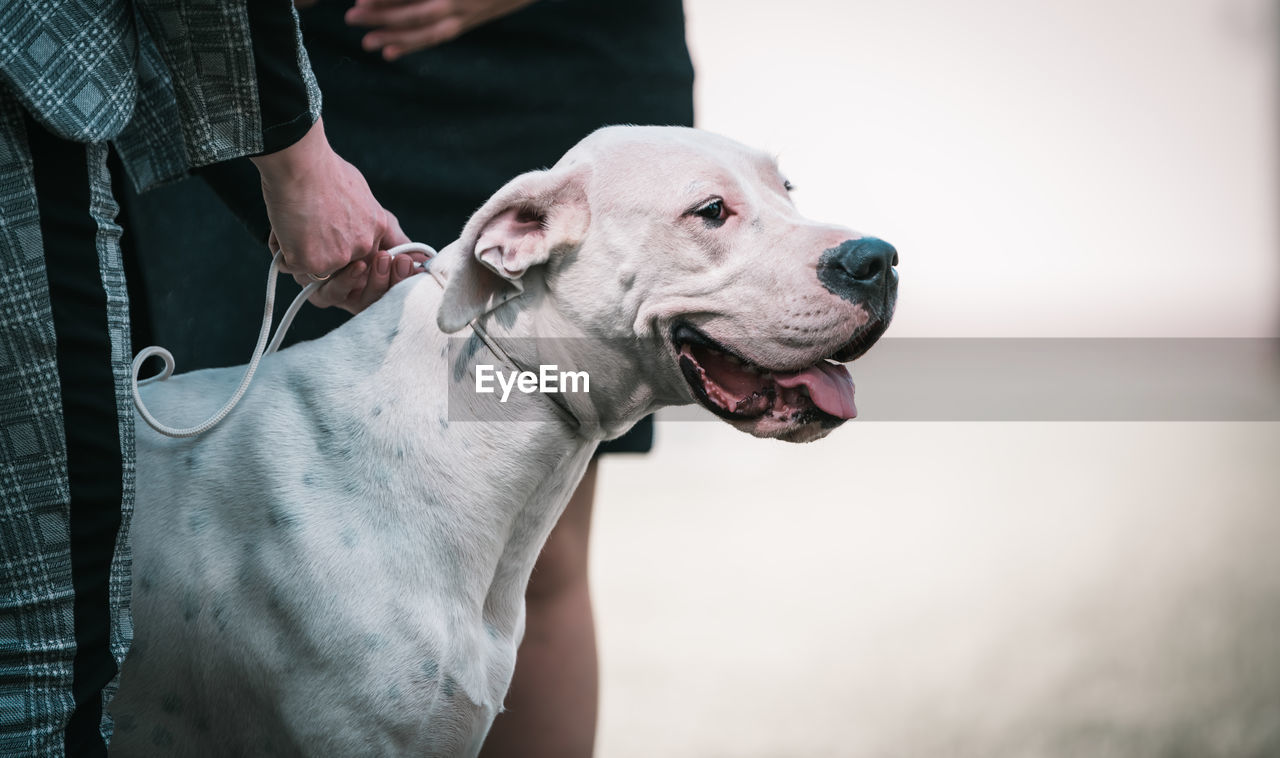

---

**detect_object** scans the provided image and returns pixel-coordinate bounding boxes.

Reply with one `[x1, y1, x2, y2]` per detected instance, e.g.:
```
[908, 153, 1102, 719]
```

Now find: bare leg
[481, 459, 600, 758]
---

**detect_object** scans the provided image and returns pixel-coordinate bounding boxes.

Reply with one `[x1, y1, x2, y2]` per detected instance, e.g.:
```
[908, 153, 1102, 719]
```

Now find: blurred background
[591, 1, 1279, 756]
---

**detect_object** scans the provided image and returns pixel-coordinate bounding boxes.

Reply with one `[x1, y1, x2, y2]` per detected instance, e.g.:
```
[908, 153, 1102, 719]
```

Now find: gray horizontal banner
[448, 337, 1280, 423]
[658, 338, 1280, 422]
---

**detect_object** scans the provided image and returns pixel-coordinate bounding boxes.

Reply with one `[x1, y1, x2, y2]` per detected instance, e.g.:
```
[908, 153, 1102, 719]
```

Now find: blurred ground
[592, 421, 1280, 757]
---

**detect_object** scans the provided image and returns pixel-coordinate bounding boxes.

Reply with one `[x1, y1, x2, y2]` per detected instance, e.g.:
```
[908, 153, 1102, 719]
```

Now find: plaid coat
[0, 2, 320, 754]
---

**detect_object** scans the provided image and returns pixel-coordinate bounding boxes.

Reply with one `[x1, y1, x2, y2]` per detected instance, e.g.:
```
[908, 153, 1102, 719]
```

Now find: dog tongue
[774, 362, 857, 419]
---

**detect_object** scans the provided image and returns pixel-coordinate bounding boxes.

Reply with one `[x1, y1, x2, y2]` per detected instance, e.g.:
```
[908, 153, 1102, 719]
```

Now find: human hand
[344, 0, 539, 60]
[252, 118, 419, 313]
[268, 235, 431, 313]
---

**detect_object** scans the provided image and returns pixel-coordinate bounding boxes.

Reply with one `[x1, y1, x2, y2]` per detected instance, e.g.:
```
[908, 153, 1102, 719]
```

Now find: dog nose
[818, 237, 899, 303]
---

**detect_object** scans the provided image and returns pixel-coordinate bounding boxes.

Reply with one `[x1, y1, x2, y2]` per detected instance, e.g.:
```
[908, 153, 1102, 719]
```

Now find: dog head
[436, 126, 897, 443]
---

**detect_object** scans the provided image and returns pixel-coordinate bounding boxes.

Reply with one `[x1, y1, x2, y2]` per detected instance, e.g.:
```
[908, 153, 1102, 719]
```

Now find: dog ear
[437, 166, 591, 333]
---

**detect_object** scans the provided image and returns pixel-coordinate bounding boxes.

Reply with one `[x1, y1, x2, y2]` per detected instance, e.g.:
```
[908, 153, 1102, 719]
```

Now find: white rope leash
[131, 242, 438, 439]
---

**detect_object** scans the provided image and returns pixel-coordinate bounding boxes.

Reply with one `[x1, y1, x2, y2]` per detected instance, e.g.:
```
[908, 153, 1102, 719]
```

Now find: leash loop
[131, 243, 437, 439]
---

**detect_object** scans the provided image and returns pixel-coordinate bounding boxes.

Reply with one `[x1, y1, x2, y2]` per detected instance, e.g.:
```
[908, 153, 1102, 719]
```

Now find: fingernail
[377, 254, 391, 275]
[395, 256, 411, 277]
[362, 35, 380, 51]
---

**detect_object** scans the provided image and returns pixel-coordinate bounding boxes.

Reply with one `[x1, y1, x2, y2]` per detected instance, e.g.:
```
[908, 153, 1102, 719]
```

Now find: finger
[381, 209, 412, 248]
[270, 230, 301, 272]
[309, 259, 369, 308]
[356, 252, 393, 311]
[274, 233, 349, 278]
[278, 256, 306, 276]
[391, 253, 416, 284]
[391, 252, 428, 284]
[295, 240, 360, 282]
[369, 17, 463, 57]
[341, 286, 367, 313]
[346, 0, 447, 30]
[274, 239, 316, 277]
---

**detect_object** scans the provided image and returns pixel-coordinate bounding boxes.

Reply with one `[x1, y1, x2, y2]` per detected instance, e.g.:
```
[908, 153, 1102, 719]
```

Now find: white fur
[110, 126, 882, 756]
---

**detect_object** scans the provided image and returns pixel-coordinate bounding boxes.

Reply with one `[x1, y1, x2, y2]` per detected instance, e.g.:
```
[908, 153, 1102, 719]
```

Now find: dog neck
[463, 272, 669, 442]
[322, 275, 597, 646]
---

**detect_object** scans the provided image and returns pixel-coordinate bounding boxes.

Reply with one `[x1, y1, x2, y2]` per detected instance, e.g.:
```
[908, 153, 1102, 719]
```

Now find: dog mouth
[672, 322, 859, 425]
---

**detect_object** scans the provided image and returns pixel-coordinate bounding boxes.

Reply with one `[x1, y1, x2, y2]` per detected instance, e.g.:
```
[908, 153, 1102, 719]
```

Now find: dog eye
[691, 198, 728, 224]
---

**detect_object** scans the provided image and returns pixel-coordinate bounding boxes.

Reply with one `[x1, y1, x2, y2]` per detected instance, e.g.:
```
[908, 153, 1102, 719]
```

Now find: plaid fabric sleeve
[0, 0, 138, 144]
[115, 0, 322, 192]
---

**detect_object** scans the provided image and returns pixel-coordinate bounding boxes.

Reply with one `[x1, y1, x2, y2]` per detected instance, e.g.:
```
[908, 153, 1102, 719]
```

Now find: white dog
[109, 126, 898, 756]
